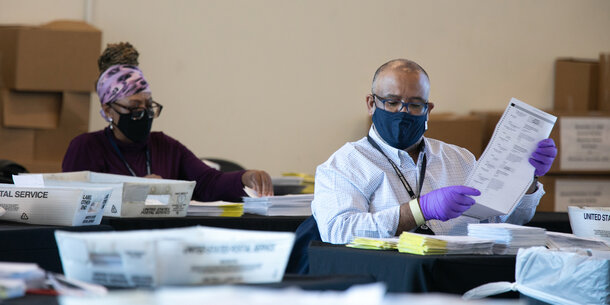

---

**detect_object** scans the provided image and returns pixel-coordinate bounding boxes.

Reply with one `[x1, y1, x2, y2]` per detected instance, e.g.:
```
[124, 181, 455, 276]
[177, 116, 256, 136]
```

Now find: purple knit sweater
[62, 127, 246, 202]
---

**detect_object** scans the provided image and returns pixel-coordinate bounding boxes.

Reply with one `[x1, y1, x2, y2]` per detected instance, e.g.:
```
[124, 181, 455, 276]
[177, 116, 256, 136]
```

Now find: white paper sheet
[464, 98, 557, 219]
[559, 117, 610, 170]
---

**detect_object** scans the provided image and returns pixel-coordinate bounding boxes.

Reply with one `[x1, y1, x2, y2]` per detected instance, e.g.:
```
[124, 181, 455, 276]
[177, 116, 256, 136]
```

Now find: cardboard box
[0, 89, 62, 129]
[19, 160, 62, 173]
[554, 59, 599, 112]
[538, 175, 610, 212]
[470, 110, 504, 150]
[0, 94, 35, 162]
[548, 111, 610, 174]
[34, 92, 90, 161]
[0, 20, 101, 92]
[426, 113, 484, 157]
[0, 127, 35, 162]
[600, 53, 610, 111]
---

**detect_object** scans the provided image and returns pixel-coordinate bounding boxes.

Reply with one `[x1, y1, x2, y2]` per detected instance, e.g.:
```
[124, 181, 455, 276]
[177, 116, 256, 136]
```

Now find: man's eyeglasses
[111, 101, 163, 120]
[372, 94, 428, 115]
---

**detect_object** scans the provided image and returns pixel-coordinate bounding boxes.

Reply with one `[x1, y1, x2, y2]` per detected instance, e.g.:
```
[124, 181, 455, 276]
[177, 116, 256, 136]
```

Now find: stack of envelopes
[347, 237, 399, 250]
[243, 194, 314, 216]
[187, 201, 244, 217]
[397, 232, 494, 255]
[467, 223, 547, 255]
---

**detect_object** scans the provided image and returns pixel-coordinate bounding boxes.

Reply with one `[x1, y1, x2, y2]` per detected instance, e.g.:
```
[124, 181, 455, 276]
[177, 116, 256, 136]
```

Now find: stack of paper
[187, 201, 244, 217]
[243, 194, 313, 216]
[467, 223, 547, 255]
[546, 231, 610, 251]
[397, 232, 494, 255]
[0, 262, 45, 299]
[347, 237, 399, 250]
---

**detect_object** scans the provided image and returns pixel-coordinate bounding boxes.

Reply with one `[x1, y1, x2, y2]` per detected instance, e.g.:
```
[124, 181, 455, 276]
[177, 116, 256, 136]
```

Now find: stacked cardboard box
[544, 56, 610, 212]
[426, 113, 484, 158]
[0, 20, 101, 173]
[472, 56, 610, 212]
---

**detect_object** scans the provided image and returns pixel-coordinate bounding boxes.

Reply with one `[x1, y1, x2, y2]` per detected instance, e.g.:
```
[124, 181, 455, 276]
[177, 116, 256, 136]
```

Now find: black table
[102, 214, 308, 232]
[525, 212, 571, 233]
[0, 221, 114, 273]
[308, 241, 517, 295]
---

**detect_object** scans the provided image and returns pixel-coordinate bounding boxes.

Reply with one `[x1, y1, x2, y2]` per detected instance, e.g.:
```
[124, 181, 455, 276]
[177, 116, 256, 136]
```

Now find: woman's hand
[242, 170, 274, 197]
[144, 174, 162, 179]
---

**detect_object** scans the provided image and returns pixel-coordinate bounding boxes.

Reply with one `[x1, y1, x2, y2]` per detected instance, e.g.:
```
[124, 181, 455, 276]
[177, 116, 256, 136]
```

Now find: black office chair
[201, 158, 245, 172]
[0, 159, 28, 184]
[285, 216, 322, 274]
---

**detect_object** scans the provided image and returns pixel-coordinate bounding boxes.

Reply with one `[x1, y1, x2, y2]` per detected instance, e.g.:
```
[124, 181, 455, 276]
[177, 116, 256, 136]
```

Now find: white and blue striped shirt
[312, 126, 544, 244]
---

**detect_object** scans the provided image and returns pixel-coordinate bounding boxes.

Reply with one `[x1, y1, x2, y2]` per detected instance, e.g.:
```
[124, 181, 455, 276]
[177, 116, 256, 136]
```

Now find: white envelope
[55, 226, 295, 288]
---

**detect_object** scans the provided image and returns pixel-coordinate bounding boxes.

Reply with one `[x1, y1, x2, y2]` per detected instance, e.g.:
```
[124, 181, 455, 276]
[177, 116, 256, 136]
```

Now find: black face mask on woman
[114, 112, 153, 143]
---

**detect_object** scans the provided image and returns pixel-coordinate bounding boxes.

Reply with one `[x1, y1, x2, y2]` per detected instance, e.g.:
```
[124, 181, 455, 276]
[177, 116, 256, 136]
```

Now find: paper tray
[0, 184, 112, 226]
[568, 206, 610, 245]
[14, 171, 195, 218]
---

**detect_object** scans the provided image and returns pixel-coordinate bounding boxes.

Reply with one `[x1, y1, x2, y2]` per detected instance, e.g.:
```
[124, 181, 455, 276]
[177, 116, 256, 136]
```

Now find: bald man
[311, 59, 555, 244]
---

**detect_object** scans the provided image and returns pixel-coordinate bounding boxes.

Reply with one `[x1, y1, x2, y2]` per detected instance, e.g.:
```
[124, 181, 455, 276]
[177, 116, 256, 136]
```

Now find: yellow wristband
[409, 198, 425, 227]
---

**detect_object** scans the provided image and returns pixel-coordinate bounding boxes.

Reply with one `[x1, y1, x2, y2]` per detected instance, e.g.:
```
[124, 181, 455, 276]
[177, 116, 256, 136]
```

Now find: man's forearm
[396, 203, 419, 235]
[525, 176, 538, 194]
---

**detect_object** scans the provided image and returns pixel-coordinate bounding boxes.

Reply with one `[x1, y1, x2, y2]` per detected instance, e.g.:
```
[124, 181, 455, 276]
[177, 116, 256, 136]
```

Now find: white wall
[2, 0, 610, 175]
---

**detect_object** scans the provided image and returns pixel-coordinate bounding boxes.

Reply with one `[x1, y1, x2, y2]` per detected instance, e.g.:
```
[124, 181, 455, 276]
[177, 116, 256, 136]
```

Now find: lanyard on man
[367, 135, 426, 199]
[367, 134, 434, 235]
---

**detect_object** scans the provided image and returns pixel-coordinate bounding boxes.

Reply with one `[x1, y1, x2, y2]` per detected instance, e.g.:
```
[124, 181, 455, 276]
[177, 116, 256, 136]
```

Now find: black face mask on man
[113, 112, 153, 143]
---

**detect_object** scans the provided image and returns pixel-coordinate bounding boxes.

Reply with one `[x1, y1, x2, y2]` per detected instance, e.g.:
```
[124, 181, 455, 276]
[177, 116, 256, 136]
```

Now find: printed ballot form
[464, 98, 556, 219]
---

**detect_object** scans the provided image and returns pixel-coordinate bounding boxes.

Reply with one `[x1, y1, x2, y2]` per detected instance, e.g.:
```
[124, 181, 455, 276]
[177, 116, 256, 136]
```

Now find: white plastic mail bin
[14, 171, 195, 218]
[0, 184, 112, 226]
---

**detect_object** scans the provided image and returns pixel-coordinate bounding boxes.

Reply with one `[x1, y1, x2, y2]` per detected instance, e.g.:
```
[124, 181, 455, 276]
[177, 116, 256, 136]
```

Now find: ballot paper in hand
[464, 98, 557, 219]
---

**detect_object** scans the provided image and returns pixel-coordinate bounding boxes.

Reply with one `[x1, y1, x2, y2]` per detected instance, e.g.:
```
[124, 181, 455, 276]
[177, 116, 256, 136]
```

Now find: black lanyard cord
[367, 135, 426, 200]
[105, 128, 151, 177]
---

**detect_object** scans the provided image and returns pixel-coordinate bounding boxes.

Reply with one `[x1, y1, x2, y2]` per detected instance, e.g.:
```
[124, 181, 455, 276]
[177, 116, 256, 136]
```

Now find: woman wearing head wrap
[62, 42, 273, 201]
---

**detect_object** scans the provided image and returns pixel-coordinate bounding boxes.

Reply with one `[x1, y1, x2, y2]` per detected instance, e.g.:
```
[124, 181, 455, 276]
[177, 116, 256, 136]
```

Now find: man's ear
[366, 94, 376, 116]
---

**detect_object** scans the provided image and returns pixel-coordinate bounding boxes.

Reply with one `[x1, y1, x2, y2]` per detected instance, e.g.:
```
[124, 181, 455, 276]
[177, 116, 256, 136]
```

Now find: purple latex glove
[528, 138, 557, 177]
[419, 186, 481, 221]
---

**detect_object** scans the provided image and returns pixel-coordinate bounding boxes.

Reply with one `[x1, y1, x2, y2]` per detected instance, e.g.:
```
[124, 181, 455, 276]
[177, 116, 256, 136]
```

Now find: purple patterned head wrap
[96, 64, 151, 121]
